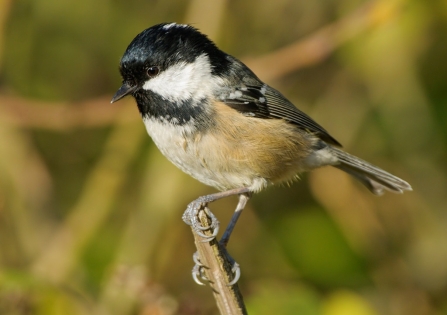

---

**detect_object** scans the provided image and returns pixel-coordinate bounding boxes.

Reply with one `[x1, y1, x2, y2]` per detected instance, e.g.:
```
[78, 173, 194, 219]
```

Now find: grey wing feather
[220, 82, 341, 146]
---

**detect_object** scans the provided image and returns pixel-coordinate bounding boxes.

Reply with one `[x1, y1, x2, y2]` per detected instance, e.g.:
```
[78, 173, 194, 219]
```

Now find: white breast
[142, 117, 268, 192]
[142, 117, 220, 188]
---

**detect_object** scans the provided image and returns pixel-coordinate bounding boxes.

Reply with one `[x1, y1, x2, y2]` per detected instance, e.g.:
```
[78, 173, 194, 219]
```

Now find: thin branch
[31, 106, 145, 283]
[0, 0, 13, 71]
[0, 95, 137, 130]
[0, 1, 389, 130]
[244, 1, 383, 81]
[191, 207, 247, 315]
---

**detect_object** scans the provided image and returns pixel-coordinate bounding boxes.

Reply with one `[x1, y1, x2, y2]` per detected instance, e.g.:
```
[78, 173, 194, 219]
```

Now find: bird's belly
[143, 115, 316, 192]
[143, 118, 265, 191]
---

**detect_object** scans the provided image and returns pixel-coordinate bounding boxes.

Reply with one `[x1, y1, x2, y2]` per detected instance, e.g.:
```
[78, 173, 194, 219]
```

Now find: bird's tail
[330, 146, 412, 195]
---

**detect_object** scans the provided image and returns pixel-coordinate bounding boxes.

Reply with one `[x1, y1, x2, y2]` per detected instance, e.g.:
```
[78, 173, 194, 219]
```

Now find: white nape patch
[143, 54, 216, 104]
[259, 97, 266, 103]
[163, 23, 176, 29]
[162, 23, 188, 30]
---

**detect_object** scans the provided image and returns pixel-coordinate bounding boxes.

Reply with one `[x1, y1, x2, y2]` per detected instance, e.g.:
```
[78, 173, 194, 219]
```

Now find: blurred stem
[183, 0, 227, 40]
[0, 0, 12, 71]
[0, 121, 52, 262]
[192, 208, 247, 315]
[31, 102, 145, 283]
[0, 1, 393, 130]
[0, 95, 133, 130]
[244, 1, 390, 81]
[97, 151, 191, 315]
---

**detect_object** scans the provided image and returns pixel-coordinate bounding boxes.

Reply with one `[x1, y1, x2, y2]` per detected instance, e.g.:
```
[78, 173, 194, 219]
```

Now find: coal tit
[111, 22, 412, 249]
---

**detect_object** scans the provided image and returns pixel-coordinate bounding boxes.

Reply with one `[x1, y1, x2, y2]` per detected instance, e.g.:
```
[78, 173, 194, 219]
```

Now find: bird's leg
[216, 192, 251, 285]
[182, 187, 251, 242]
[219, 193, 251, 247]
[183, 187, 251, 286]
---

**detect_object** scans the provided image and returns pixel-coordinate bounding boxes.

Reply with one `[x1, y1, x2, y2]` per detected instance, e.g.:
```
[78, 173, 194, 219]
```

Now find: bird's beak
[111, 83, 136, 103]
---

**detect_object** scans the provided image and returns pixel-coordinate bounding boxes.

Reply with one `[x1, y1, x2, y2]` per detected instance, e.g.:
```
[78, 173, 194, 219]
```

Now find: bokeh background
[0, 0, 446, 314]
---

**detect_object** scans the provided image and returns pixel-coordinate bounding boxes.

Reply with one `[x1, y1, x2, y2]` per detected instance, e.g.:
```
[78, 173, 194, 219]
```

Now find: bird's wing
[219, 83, 341, 146]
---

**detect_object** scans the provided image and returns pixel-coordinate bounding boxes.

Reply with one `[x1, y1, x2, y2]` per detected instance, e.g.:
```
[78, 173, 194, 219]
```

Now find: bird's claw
[191, 251, 240, 286]
[183, 200, 220, 242]
[192, 264, 208, 285]
[219, 244, 241, 286]
[227, 261, 241, 286]
[192, 252, 208, 285]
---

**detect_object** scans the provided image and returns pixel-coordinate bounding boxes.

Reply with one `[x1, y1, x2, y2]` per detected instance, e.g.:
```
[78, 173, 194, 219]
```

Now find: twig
[191, 207, 247, 315]
[0, 95, 136, 130]
[0, 1, 389, 130]
[244, 1, 384, 81]
[0, 0, 13, 71]
[31, 106, 145, 283]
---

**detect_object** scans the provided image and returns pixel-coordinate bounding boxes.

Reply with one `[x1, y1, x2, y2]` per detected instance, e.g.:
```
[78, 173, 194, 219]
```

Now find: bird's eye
[147, 66, 160, 77]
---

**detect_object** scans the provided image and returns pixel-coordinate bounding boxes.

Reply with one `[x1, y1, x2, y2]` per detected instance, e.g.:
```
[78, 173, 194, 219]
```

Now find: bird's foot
[182, 197, 219, 242]
[191, 252, 208, 285]
[218, 242, 241, 285]
[191, 249, 240, 286]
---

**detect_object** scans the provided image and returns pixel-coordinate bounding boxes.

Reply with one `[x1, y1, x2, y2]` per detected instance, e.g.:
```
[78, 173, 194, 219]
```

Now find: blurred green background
[0, 0, 446, 314]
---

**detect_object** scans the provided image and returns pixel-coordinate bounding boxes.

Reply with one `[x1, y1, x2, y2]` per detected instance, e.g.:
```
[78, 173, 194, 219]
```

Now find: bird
[111, 22, 412, 282]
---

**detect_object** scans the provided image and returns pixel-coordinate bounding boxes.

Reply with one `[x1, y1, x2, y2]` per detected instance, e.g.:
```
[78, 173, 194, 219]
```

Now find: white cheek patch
[142, 54, 215, 104]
